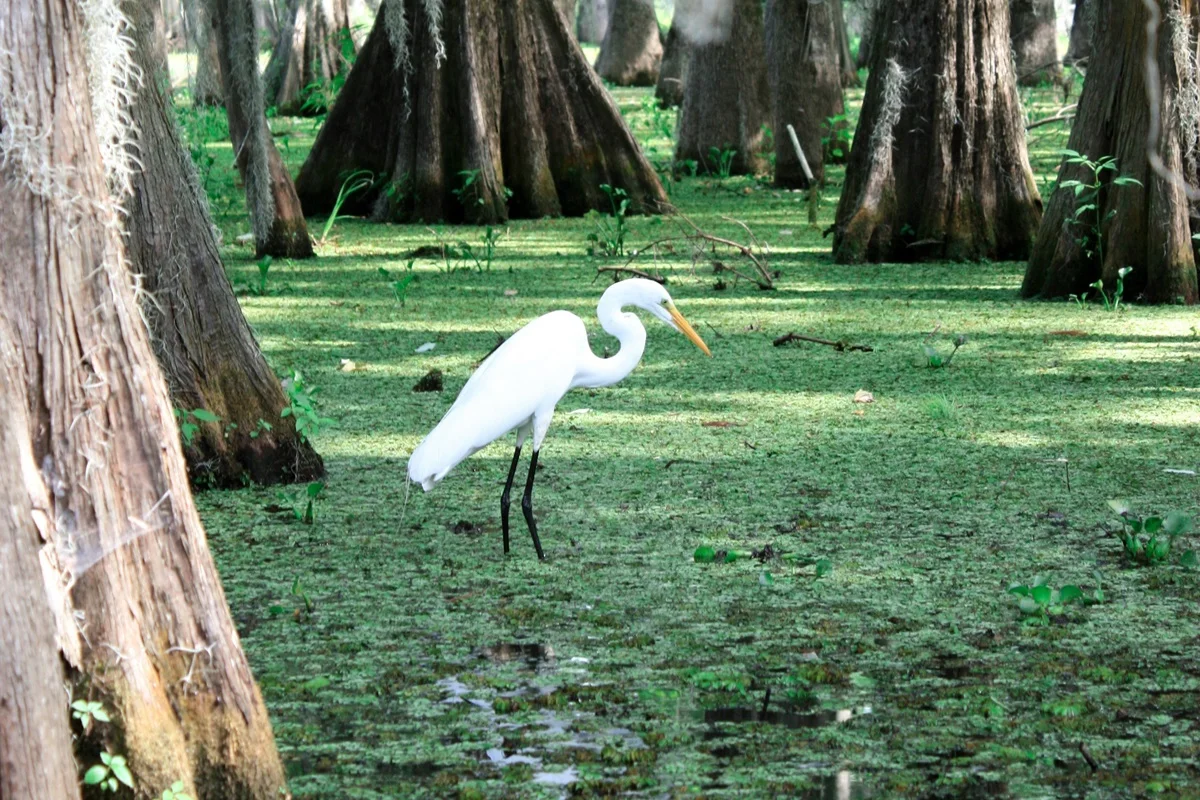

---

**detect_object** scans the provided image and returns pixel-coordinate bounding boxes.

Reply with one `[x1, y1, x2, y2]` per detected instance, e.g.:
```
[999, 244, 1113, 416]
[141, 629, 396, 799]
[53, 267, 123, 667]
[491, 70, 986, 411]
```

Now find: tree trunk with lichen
[0, 2, 289, 796]
[1011, 0, 1062, 85]
[124, 0, 325, 487]
[263, 0, 355, 115]
[675, 0, 771, 175]
[296, 0, 667, 224]
[1022, 0, 1199, 304]
[1066, 0, 1093, 64]
[208, 0, 315, 257]
[577, 0, 610, 41]
[766, 0, 846, 188]
[596, 0, 663, 86]
[655, 21, 690, 107]
[833, 0, 1042, 262]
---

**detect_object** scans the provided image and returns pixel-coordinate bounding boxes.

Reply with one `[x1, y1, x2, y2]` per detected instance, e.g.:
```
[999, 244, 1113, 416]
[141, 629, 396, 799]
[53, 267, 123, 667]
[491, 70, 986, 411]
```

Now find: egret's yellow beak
[667, 303, 712, 357]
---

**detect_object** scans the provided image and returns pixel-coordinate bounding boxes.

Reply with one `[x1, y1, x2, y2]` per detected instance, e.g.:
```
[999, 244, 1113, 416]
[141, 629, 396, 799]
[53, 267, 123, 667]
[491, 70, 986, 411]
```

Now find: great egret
[407, 278, 711, 559]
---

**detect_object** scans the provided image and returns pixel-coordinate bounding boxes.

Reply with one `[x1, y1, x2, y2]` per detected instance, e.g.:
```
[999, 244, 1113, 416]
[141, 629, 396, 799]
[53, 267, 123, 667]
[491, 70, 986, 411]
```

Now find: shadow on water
[478, 642, 556, 669]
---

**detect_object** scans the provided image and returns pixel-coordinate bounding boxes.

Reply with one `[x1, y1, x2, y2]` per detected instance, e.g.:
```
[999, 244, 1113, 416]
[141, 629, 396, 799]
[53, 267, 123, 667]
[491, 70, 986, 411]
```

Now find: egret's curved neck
[571, 290, 647, 390]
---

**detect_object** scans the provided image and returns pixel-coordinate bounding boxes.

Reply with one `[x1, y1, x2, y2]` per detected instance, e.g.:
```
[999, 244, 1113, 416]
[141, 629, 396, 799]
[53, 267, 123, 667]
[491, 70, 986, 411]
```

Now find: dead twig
[1079, 742, 1099, 773]
[618, 210, 775, 289]
[773, 332, 873, 352]
[595, 265, 665, 283]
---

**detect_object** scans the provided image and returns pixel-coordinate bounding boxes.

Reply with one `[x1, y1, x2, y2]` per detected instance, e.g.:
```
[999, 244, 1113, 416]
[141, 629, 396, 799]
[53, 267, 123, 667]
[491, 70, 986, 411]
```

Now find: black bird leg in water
[500, 445, 523, 555]
[522, 449, 545, 560]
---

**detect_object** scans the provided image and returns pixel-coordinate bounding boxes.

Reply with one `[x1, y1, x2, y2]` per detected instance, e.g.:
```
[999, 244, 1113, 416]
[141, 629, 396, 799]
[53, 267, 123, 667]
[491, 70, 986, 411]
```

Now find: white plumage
[407, 278, 711, 558]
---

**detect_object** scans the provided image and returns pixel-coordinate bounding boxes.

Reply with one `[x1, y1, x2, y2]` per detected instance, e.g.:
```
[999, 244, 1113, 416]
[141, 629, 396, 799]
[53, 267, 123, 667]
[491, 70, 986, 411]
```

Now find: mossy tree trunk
[655, 21, 691, 107]
[596, 0, 663, 86]
[833, 0, 1042, 262]
[1066, 0, 1093, 64]
[124, 0, 325, 487]
[1022, 0, 1199, 304]
[0, 2, 289, 795]
[208, 0, 316, 257]
[578, 0, 610, 42]
[675, 0, 772, 176]
[295, 0, 667, 224]
[766, 0, 846, 188]
[1011, 0, 1062, 85]
[263, 0, 355, 115]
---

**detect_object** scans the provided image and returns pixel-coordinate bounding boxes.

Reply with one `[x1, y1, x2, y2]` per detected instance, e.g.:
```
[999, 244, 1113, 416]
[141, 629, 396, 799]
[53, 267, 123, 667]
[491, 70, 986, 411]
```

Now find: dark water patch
[479, 642, 556, 669]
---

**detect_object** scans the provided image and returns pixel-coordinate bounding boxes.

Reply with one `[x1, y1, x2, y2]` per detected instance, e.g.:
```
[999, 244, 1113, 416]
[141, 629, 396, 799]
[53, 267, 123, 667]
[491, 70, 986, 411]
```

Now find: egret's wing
[407, 312, 588, 488]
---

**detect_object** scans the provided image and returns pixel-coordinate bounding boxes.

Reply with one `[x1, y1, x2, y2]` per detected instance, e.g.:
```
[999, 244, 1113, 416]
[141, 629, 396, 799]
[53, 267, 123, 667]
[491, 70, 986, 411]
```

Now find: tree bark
[1065, 0, 1093, 64]
[295, 0, 668, 224]
[209, 0, 316, 257]
[834, 0, 860, 86]
[0, 364, 80, 800]
[855, 0, 880, 69]
[0, 2, 289, 796]
[596, 0, 663, 86]
[578, 0, 611, 42]
[655, 20, 691, 107]
[1021, 0, 1199, 304]
[675, 0, 772, 176]
[189, 0, 225, 106]
[556, 0, 577, 31]
[766, 0, 846, 188]
[263, 0, 356, 115]
[1011, 0, 1062, 85]
[832, 0, 1042, 263]
[125, 0, 325, 487]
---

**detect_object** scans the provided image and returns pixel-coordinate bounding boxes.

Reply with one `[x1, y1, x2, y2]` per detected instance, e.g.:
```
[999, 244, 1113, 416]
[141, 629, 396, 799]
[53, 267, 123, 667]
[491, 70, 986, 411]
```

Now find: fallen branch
[620, 209, 775, 289]
[773, 332, 873, 352]
[1026, 104, 1077, 130]
[595, 265, 666, 283]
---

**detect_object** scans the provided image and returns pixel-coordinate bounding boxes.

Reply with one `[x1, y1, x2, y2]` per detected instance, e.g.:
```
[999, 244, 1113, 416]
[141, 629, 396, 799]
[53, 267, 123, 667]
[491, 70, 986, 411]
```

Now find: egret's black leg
[522, 449, 545, 560]
[500, 445, 523, 555]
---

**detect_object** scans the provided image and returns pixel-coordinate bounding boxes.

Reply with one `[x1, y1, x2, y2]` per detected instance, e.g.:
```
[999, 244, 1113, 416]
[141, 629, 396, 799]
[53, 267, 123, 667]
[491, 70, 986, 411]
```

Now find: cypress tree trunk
[766, 0, 846, 188]
[1011, 0, 1062, 85]
[1066, 0, 1094, 64]
[1022, 0, 1199, 305]
[263, 0, 355, 115]
[596, 0, 664, 86]
[189, 0, 225, 105]
[295, 0, 667, 224]
[675, 0, 772, 176]
[0, 363, 80, 799]
[655, 21, 691, 107]
[834, 0, 860, 86]
[209, 0, 316, 258]
[578, 0, 611, 42]
[124, 0, 325, 487]
[833, 0, 1042, 262]
[556, 0, 577, 30]
[0, 2, 289, 795]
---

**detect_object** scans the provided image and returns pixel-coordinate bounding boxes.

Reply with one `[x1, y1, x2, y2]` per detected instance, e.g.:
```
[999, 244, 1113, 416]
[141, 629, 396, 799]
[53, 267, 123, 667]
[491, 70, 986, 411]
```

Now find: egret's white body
[406, 279, 710, 558]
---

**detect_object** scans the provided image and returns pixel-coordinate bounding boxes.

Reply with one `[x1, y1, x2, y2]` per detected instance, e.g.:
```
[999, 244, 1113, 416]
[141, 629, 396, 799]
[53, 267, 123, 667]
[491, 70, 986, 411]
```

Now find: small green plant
[379, 261, 416, 304]
[1108, 500, 1193, 565]
[1007, 576, 1087, 624]
[1058, 151, 1142, 279]
[256, 255, 272, 293]
[922, 334, 968, 367]
[319, 169, 373, 244]
[85, 751, 135, 793]
[452, 169, 485, 209]
[71, 699, 111, 729]
[921, 394, 956, 422]
[248, 418, 272, 439]
[270, 576, 315, 618]
[821, 113, 852, 163]
[160, 781, 194, 800]
[707, 146, 737, 180]
[173, 407, 220, 447]
[674, 158, 700, 178]
[280, 372, 335, 443]
[1088, 266, 1133, 311]
[586, 184, 630, 257]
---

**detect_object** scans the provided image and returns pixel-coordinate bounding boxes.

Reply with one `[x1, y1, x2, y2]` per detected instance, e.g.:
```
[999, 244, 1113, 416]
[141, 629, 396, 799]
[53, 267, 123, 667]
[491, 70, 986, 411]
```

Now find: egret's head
[621, 278, 712, 357]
